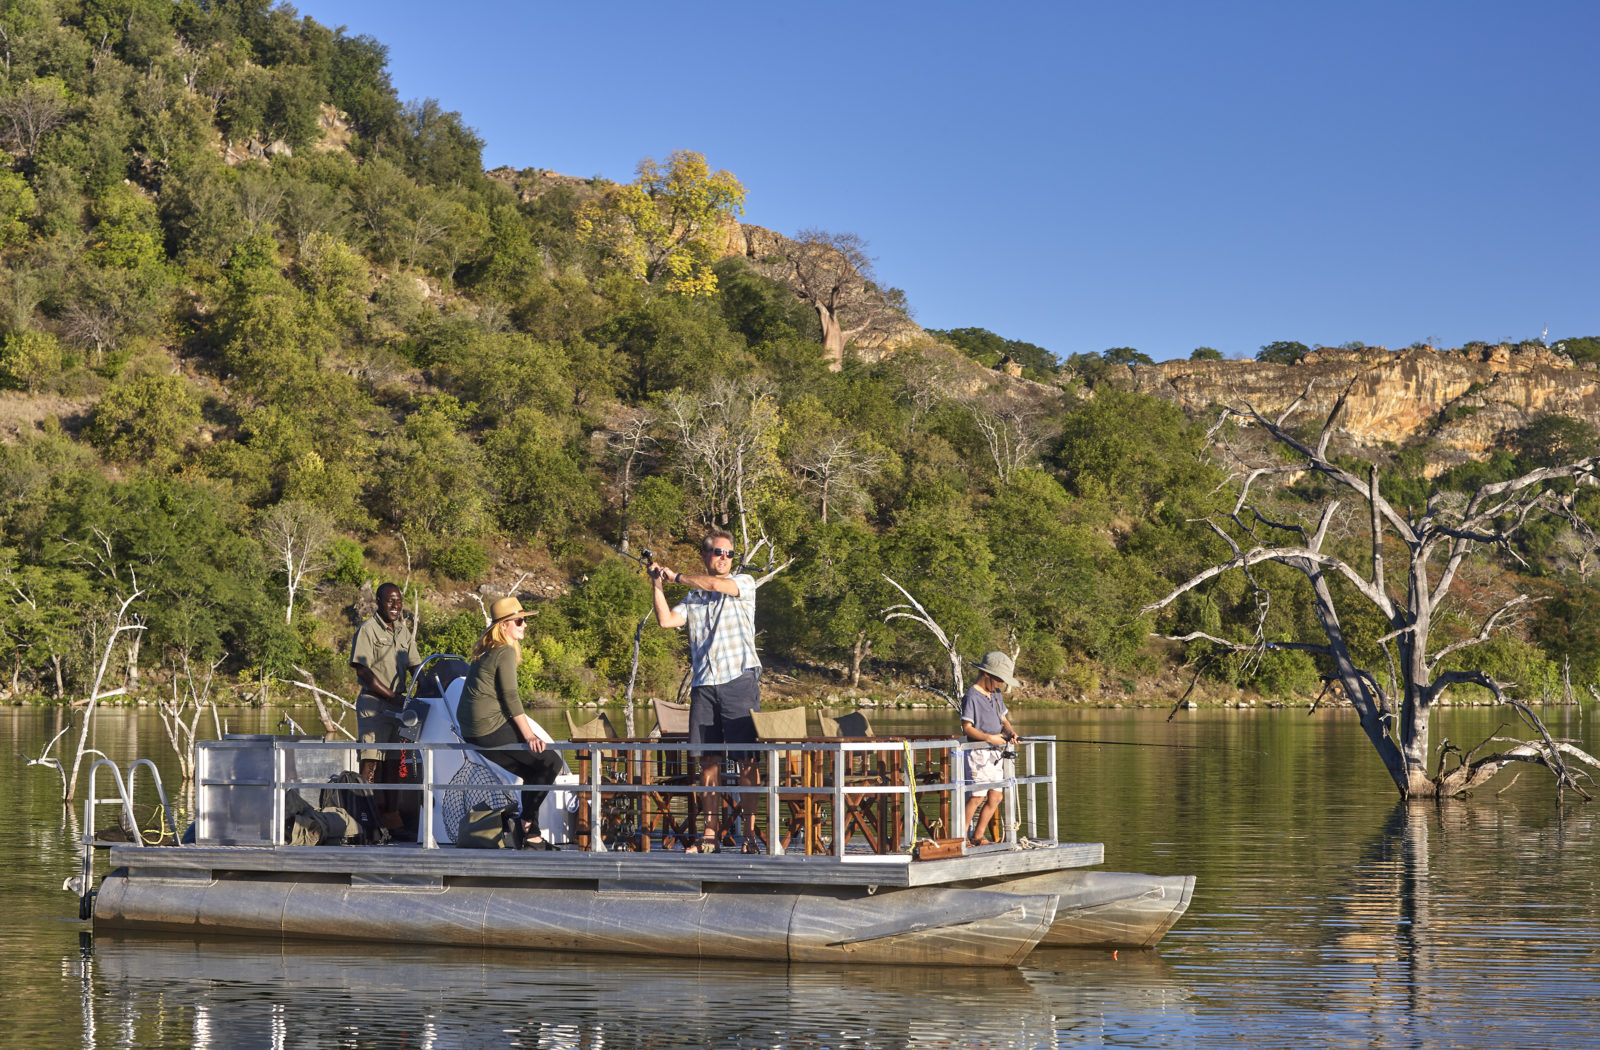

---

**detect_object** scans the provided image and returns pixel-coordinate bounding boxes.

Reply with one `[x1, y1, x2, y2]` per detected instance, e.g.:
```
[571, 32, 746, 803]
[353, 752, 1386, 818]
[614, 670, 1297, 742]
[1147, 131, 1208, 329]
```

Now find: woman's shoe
[684, 835, 720, 854]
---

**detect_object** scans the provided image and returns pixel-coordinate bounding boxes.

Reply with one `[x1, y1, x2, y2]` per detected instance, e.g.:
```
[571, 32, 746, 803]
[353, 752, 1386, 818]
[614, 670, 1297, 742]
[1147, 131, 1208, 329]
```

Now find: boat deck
[104, 839, 1106, 889]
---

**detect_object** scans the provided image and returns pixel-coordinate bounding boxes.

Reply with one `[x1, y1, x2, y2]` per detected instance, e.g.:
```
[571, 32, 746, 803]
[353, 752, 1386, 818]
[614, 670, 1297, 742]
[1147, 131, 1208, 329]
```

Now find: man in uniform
[349, 582, 420, 831]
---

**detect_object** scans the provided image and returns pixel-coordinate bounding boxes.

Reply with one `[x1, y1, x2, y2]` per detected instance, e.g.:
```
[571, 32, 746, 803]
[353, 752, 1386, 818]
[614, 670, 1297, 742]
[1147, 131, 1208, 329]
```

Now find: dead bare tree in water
[286, 665, 357, 741]
[64, 581, 145, 803]
[157, 652, 226, 785]
[1142, 382, 1600, 800]
[881, 576, 964, 706]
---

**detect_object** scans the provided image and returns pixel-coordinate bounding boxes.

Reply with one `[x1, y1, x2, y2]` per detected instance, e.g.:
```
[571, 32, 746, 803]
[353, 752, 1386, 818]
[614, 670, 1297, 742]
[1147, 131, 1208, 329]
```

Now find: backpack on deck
[320, 771, 390, 846]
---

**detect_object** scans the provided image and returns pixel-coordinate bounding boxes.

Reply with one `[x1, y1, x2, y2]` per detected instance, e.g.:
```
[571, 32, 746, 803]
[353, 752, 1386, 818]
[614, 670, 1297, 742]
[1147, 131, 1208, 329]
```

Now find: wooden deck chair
[566, 711, 635, 849]
[820, 709, 897, 853]
[565, 710, 617, 743]
[818, 710, 873, 739]
[749, 706, 821, 854]
[643, 698, 694, 848]
[649, 698, 691, 740]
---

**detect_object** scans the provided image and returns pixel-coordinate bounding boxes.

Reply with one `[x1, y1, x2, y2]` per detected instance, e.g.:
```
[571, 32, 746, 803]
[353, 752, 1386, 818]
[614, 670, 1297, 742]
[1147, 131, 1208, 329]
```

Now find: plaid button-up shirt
[673, 573, 760, 687]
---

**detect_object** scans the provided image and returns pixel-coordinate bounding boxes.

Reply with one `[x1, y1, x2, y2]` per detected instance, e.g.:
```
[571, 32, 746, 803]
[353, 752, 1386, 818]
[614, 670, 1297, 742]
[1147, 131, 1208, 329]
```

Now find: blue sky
[290, 1, 1599, 363]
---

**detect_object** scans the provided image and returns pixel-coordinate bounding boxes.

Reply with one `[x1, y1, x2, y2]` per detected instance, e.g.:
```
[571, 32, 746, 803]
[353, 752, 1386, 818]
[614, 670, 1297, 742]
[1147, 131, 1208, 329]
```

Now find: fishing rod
[913, 689, 1264, 754]
[1051, 737, 1266, 755]
[599, 538, 656, 574]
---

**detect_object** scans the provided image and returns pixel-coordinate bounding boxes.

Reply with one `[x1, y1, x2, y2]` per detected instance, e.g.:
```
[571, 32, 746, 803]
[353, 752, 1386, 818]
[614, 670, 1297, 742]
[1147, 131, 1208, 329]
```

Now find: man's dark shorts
[688, 668, 761, 761]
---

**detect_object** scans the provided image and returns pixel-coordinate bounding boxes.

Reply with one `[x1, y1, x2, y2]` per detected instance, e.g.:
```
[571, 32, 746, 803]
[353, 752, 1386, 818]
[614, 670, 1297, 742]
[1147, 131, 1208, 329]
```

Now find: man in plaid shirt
[650, 529, 762, 853]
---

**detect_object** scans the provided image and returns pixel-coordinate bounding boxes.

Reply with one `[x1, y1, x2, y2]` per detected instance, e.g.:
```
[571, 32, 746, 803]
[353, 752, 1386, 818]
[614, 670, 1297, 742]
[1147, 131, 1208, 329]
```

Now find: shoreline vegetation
[0, 4, 1597, 743]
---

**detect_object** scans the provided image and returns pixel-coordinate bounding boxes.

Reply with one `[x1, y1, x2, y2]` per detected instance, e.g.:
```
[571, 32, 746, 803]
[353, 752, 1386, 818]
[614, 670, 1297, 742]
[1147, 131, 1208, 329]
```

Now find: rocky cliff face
[1129, 345, 1600, 471]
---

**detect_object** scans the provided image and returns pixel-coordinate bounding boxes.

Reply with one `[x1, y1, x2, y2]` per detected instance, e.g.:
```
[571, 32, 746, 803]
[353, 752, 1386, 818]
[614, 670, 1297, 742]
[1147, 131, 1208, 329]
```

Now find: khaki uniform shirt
[349, 614, 420, 698]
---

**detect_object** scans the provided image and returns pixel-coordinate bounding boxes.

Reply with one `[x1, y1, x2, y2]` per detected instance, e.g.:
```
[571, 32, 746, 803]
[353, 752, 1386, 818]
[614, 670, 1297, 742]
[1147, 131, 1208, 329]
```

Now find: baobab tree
[1142, 383, 1600, 800]
[760, 229, 907, 370]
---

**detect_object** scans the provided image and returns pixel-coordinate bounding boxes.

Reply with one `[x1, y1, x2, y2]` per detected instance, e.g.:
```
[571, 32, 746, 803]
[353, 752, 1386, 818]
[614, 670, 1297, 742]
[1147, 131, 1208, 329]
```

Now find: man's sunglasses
[706, 547, 735, 558]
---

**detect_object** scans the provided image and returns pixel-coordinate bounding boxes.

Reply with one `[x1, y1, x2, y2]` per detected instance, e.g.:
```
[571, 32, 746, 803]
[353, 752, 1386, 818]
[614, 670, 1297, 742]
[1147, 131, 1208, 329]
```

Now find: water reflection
[80, 935, 1128, 1050]
[13, 706, 1600, 1048]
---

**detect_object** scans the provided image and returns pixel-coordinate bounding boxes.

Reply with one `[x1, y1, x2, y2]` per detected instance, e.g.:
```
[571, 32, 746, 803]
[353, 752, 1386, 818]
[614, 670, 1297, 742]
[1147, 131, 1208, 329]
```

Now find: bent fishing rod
[911, 687, 1264, 754]
[599, 538, 657, 573]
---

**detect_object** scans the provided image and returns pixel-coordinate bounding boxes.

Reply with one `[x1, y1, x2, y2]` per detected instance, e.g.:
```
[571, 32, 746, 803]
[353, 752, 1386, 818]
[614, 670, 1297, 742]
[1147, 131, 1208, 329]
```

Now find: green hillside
[0, 1, 1592, 713]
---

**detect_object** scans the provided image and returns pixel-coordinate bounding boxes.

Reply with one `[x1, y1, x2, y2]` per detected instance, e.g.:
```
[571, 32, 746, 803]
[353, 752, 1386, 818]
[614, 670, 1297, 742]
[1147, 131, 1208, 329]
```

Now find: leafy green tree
[578, 150, 745, 296]
[414, 321, 573, 426]
[1101, 346, 1152, 366]
[1190, 346, 1223, 361]
[321, 30, 399, 139]
[214, 233, 323, 394]
[429, 536, 489, 582]
[1053, 388, 1214, 511]
[158, 160, 246, 265]
[1534, 581, 1600, 684]
[32, 159, 83, 237]
[295, 231, 371, 338]
[1256, 340, 1311, 364]
[83, 369, 200, 469]
[880, 496, 996, 670]
[483, 406, 600, 544]
[715, 257, 822, 346]
[465, 203, 543, 303]
[382, 98, 484, 188]
[600, 294, 750, 397]
[0, 329, 61, 390]
[983, 470, 1119, 672]
[927, 327, 1059, 374]
[627, 475, 688, 547]
[39, 473, 280, 680]
[1509, 414, 1597, 469]
[263, 64, 322, 150]
[1555, 335, 1600, 365]
[0, 165, 35, 248]
[377, 393, 488, 537]
[763, 518, 893, 686]
[552, 558, 677, 695]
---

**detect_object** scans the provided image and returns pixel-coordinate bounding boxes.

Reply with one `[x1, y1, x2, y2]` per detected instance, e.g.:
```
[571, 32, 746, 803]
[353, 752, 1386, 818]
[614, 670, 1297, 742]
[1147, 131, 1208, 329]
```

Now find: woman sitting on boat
[457, 596, 565, 849]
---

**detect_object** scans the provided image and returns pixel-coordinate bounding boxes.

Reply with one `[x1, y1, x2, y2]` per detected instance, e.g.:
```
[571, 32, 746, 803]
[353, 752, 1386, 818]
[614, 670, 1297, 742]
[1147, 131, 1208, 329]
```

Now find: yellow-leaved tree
[578, 150, 745, 296]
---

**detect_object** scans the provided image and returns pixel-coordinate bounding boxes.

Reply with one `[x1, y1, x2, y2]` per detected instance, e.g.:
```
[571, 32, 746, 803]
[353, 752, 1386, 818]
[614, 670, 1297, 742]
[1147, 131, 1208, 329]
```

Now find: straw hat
[969, 651, 1020, 689]
[487, 596, 525, 627]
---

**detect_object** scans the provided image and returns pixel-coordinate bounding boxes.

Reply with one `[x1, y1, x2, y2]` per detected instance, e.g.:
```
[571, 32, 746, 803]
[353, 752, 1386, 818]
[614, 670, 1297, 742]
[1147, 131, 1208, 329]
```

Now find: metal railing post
[588, 745, 606, 852]
[901, 741, 916, 852]
[1024, 739, 1038, 839]
[954, 743, 968, 851]
[766, 748, 780, 855]
[272, 743, 286, 846]
[420, 744, 437, 849]
[1047, 737, 1059, 842]
[832, 747, 845, 857]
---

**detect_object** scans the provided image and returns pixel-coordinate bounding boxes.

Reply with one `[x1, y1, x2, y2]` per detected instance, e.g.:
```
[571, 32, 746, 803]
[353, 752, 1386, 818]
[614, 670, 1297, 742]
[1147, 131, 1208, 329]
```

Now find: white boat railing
[192, 733, 1059, 857]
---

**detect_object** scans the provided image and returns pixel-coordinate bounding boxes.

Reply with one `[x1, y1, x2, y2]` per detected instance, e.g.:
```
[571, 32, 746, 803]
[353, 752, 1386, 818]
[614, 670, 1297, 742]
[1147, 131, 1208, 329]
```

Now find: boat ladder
[69, 758, 176, 920]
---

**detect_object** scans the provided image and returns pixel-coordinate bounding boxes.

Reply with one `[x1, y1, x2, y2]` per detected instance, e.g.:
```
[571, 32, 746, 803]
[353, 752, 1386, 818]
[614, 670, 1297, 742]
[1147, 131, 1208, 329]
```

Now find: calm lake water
[6, 702, 1600, 1048]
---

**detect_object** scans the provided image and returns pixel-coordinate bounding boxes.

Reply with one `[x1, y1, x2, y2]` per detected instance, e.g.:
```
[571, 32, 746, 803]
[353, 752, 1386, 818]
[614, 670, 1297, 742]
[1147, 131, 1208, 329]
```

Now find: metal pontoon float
[72, 660, 1193, 967]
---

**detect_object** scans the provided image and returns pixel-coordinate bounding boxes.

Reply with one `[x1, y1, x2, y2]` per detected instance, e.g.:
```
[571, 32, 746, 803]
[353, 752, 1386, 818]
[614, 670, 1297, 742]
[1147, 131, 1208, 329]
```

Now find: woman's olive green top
[457, 643, 524, 738]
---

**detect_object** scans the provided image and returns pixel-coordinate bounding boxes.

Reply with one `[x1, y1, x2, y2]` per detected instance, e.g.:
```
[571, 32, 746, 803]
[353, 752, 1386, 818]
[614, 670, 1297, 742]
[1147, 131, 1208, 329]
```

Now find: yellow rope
[138, 804, 171, 845]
